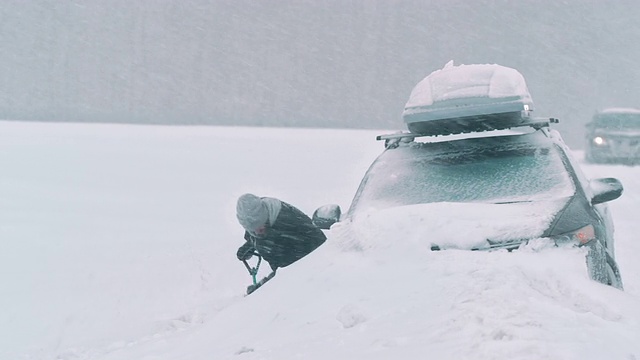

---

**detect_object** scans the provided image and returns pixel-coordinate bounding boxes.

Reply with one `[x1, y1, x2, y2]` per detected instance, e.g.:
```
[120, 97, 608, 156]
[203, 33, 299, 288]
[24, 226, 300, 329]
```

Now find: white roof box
[403, 62, 535, 135]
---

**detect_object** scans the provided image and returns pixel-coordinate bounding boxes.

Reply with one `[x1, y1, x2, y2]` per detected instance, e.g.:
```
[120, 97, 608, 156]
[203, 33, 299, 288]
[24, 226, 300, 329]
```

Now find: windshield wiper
[491, 200, 533, 204]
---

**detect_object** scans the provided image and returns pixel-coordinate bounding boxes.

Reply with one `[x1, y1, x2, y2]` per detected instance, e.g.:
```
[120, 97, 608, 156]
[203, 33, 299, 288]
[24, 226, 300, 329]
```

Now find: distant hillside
[1, 1, 639, 148]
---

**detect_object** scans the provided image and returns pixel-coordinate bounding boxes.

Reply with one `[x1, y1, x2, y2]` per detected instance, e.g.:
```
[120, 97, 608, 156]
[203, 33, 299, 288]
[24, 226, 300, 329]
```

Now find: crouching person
[235, 193, 327, 273]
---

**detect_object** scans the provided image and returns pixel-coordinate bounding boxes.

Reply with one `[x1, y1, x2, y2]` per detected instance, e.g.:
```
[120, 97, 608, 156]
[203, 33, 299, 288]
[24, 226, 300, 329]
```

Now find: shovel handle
[242, 254, 262, 285]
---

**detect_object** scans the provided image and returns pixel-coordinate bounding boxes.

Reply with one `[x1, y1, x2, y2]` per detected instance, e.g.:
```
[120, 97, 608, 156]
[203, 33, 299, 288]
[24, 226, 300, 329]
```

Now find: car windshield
[349, 142, 575, 214]
[594, 113, 640, 129]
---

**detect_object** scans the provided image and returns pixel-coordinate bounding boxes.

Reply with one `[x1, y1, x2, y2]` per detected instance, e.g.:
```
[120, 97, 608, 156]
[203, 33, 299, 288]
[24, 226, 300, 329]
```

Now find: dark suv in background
[585, 108, 640, 165]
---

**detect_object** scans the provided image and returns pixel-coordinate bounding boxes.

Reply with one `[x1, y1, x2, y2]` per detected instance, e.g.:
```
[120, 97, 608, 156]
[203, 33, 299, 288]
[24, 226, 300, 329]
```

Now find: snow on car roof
[411, 127, 536, 144]
[599, 107, 640, 115]
[404, 61, 533, 109]
[385, 129, 552, 158]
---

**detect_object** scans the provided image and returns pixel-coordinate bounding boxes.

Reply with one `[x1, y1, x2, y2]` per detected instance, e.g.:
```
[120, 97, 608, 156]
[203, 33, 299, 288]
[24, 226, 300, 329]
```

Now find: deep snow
[2, 121, 640, 360]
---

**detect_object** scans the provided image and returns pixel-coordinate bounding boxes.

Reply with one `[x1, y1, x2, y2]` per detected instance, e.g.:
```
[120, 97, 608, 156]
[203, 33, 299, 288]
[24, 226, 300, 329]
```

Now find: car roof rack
[376, 117, 559, 149]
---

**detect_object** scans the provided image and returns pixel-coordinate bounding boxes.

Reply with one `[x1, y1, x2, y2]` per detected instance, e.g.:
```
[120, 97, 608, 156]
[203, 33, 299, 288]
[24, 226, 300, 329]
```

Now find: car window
[556, 137, 592, 198]
[594, 114, 640, 129]
[349, 143, 575, 214]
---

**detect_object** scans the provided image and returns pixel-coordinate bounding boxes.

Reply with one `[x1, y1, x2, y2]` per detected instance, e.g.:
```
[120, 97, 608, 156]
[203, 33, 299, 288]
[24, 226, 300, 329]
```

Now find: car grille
[593, 135, 640, 158]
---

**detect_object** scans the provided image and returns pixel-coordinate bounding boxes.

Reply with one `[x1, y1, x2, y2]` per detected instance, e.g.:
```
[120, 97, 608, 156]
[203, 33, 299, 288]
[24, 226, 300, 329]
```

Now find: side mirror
[312, 204, 342, 230]
[590, 177, 623, 205]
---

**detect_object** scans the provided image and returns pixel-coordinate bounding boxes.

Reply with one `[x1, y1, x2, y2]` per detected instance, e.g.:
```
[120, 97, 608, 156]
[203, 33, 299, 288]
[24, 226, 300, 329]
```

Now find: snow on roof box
[403, 62, 535, 136]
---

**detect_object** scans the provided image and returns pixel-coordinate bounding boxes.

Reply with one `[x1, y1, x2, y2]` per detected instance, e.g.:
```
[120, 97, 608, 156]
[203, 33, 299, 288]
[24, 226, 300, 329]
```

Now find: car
[585, 108, 640, 165]
[312, 63, 625, 289]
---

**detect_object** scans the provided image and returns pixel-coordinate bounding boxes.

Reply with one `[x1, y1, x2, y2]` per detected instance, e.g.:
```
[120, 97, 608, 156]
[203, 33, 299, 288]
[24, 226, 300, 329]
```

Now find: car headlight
[592, 136, 607, 146]
[551, 224, 596, 246]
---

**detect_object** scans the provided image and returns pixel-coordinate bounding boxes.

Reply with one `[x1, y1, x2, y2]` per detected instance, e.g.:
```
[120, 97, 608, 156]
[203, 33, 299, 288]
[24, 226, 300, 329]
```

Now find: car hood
[342, 199, 569, 251]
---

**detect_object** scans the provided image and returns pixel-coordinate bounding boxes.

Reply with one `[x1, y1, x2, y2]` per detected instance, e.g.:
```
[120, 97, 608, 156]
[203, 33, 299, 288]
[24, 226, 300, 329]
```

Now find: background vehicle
[313, 63, 625, 289]
[585, 108, 640, 165]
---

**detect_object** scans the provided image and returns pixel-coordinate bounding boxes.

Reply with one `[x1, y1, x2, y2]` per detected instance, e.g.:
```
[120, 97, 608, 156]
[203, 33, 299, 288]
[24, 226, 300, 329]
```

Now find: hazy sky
[1, 0, 639, 148]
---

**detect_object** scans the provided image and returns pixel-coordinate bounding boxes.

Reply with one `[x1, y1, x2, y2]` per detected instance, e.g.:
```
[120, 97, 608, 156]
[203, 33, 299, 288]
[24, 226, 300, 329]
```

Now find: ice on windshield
[350, 142, 575, 213]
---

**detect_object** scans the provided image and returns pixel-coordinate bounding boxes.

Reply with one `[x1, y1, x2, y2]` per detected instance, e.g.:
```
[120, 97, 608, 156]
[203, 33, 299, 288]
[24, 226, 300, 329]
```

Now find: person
[235, 193, 326, 272]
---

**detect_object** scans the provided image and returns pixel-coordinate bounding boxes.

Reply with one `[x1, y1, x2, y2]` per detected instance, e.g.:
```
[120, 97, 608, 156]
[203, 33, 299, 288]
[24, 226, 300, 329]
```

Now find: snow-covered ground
[2, 121, 640, 360]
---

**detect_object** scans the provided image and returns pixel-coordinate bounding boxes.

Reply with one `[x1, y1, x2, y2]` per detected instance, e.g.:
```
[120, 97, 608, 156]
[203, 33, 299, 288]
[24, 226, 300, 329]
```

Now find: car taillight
[552, 224, 596, 246]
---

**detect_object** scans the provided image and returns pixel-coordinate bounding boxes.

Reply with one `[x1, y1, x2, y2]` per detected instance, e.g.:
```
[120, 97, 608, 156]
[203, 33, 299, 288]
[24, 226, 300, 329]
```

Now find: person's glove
[269, 262, 279, 272]
[237, 243, 255, 261]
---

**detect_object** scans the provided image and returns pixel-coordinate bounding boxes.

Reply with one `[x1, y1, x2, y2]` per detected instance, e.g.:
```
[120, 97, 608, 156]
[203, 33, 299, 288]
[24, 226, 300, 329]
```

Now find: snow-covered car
[585, 108, 640, 165]
[312, 63, 625, 289]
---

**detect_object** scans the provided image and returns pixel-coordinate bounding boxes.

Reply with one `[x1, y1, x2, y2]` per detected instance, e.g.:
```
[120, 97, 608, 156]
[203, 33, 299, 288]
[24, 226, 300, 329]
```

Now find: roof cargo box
[403, 62, 535, 136]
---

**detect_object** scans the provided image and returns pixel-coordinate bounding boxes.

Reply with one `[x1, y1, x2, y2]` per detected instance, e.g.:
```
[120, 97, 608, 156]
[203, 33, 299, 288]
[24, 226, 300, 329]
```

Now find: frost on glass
[350, 141, 575, 214]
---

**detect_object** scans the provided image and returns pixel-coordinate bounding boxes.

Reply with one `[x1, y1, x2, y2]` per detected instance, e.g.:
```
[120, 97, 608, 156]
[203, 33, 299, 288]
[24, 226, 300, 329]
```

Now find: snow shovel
[242, 254, 277, 295]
